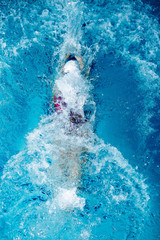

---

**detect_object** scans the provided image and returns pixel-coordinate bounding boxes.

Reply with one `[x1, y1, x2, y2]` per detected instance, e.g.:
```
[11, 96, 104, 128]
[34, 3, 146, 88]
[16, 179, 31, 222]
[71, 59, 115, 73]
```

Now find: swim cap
[63, 60, 79, 74]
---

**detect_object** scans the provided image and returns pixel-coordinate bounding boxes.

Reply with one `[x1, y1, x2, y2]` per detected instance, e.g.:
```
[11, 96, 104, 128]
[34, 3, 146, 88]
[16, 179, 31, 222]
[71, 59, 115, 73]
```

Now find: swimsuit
[54, 94, 87, 125]
[53, 57, 87, 125]
[54, 95, 67, 113]
[70, 111, 87, 124]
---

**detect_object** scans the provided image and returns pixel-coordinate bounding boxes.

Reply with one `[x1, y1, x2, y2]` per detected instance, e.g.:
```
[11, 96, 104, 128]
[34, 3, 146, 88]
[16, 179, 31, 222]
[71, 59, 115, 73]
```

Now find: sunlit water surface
[0, 0, 160, 239]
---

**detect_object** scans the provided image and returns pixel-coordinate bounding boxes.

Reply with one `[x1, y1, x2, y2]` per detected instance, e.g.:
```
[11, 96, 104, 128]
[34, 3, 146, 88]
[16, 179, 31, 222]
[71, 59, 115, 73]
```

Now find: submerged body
[53, 56, 87, 118]
[51, 55, 91, 190]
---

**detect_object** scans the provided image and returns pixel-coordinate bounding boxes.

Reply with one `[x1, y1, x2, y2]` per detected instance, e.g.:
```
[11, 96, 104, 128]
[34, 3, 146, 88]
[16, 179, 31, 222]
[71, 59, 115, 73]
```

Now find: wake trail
[0, 0, 154, 239]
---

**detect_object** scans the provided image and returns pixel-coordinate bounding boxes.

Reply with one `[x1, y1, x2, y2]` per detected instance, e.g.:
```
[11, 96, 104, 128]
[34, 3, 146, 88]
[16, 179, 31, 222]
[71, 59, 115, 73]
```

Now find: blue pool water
[0, 0, 160, 239]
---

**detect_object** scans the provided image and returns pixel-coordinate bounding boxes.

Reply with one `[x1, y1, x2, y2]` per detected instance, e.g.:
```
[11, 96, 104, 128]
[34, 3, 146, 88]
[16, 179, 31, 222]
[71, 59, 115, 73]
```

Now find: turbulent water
[0, 0, 160, 239]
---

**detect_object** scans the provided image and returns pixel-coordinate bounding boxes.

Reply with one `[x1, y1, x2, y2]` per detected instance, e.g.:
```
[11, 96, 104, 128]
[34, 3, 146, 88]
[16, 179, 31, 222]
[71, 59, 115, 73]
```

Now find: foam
[0, 108, 149, 238]
[53, 187, 85, 211]
[63, 60, 80, 73]
[0, 0, 155, 238]
[55, 67, 90, 114]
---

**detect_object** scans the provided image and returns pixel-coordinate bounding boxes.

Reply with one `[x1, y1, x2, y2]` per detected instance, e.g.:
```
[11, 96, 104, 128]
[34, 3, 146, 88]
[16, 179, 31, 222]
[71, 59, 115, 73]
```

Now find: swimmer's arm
[51, 85, 57, 102]
[65, 53, 85, 71]
[75, 55, 84, 71]
[66, 53, 71, 60]
[52, 85, 57, 94]
[85, 66, 90, 77]
[60, 53, 71, 73]
[61, 53, 88, 74]
[75, 55, 91, 77]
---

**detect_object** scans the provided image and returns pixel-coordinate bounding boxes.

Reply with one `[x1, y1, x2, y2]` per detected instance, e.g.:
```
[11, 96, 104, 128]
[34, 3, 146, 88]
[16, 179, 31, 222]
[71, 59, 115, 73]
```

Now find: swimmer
[52, 53, 87, 125]
[52, 53, 89, 188]
[61, 53, 84, 73]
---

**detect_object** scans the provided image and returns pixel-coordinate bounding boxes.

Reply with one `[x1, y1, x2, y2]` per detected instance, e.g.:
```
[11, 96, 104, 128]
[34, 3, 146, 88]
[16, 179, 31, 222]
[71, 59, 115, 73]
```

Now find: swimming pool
[0, 0, 160, 239]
